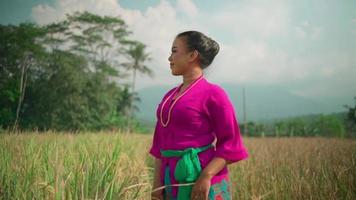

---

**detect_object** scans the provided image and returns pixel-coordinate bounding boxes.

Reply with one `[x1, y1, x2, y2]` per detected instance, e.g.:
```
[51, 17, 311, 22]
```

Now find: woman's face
[168, 37, 197, 75]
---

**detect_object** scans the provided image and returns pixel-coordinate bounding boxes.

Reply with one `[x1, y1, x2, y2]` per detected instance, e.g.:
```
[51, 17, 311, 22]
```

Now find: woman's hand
[190, 156, 228, 200]
[151, 158, 164, 200]
[190, 173, 212, 200]
[151, 187, 164, 200]
[151, 175, 165, 200]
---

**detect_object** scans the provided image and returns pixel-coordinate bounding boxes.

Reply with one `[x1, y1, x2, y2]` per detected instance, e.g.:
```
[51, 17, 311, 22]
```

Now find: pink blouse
[148, 74, 249, 198]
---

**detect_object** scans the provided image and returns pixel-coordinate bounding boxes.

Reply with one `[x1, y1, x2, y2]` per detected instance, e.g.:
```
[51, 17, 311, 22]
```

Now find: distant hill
[134, 83, 353, 129]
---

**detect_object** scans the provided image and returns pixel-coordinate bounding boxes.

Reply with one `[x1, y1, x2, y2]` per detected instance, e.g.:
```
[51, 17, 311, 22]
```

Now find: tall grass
[0, 132, 355, 199]
[0, 131, 153, 199]
[229, 137, 356, 200]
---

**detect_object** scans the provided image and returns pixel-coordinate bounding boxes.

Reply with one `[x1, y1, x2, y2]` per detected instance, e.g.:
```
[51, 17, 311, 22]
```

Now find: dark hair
[176, 30, 220, 69]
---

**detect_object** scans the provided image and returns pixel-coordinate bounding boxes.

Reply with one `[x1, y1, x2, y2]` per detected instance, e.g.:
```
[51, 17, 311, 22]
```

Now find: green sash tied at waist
[160, 143, 214, 200]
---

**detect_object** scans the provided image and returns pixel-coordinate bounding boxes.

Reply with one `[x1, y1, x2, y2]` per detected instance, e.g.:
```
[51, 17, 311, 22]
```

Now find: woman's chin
[170, 67, 182, 75]
[171, 72, 180, 76]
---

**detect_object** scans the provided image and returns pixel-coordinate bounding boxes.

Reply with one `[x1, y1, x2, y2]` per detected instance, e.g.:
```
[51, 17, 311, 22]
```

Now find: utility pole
[242, 86, 247, 135]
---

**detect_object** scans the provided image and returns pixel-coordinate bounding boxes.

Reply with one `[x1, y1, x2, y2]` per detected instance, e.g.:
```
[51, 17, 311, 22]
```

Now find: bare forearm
[200, 157, 232, 179]
[151, 158, 163, 198]
[153, 158, 162, 186]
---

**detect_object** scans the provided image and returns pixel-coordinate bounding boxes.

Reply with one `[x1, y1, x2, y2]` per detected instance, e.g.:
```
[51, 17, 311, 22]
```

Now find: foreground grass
[0, 131, 355, 200]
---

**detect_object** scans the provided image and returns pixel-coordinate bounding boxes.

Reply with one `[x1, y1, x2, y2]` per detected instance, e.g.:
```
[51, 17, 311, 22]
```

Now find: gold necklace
[160, 75, 204, 127]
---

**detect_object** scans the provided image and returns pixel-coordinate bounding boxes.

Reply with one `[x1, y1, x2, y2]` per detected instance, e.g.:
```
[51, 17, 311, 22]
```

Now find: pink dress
[148, 74, 249, 198]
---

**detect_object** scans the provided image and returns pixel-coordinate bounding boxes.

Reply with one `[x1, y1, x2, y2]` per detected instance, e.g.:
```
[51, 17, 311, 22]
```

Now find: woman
[149, 30, 249, 200]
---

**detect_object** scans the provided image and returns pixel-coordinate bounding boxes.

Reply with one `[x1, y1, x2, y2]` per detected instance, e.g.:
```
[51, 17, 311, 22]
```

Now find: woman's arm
[190, 157, 231, 199]
[199, 157, 231, 179]
[151, 158, 164, 199]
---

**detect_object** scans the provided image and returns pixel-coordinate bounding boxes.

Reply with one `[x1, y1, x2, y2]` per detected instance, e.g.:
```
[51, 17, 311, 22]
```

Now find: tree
[0, 23, 47, 132]
[121, 41, 153, 133]
[65, 11, 131, 77]
[343, 96, 356, 137]
[0, 11, 153, 132]
[311, 114, 345, 137]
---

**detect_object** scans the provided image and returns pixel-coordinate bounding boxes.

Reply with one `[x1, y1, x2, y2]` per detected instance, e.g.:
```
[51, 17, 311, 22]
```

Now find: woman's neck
[172, 71, 203, 100]
[182, 69, 203, 88]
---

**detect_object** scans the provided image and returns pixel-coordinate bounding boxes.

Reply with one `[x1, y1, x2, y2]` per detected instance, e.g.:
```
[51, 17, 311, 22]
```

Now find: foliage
[343, 96, 356, 137]
[1, 133, 355, 199]
[242, 113, 348, 138]
[0, 12, 153, 132]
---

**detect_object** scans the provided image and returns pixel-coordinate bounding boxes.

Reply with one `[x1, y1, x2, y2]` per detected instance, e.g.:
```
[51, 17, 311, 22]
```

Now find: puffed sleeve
[149, 120, 162, 159]
[148, 87, 178, 159]
[205, 85, 249, 164]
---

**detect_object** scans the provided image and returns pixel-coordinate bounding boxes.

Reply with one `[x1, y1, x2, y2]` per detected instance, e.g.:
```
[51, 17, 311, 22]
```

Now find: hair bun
[177, 30, 220, 69]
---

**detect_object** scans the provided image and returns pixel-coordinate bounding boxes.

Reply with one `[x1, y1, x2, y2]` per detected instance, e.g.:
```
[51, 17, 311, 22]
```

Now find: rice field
[0, 131, 355, 200]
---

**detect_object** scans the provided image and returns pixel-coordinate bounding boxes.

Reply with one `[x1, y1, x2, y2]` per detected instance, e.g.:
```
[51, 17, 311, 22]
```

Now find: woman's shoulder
[160, 85, 179, 100]
[203, 80, 232, 106]
[205, 80, 228, 97]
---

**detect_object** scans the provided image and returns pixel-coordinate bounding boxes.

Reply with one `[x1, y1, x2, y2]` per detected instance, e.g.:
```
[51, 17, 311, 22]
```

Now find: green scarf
[160, 143, 214, 200]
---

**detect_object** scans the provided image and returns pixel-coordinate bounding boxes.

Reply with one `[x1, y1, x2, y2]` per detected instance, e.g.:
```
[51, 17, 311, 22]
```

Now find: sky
[1, 0, 355, 100]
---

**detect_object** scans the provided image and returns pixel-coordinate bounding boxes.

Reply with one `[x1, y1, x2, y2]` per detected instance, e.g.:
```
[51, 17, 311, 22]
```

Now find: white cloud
[176, 0, 198, 18]
[196, 0, 301, 84]
[210, 0, 290, 39]
[32, 0, 125, 24]
[320, 66, 335, 77]
[352, 18, 356, 35]
[209, 39, 314, 84]
[31, 4, 63, 24]
[294, 20, 322, 39]
[290, 52, 356, 97]
[30, 0, 356, 98]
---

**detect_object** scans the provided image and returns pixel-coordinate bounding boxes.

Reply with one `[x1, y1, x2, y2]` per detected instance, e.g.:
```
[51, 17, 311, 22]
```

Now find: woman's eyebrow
[171, 46, 177, 50]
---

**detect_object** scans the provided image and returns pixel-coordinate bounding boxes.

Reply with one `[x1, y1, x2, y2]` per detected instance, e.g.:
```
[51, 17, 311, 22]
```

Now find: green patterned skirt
[163, 165, 232, 200]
